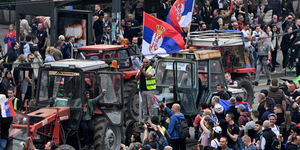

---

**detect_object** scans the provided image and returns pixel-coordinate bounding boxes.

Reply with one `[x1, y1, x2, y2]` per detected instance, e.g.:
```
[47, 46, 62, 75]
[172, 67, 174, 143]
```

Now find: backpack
[213, 139, 221, 150]
[32, 18, 40, 33]
[13, 64, 24, 83]
[146, 144, 158, 150]
[267, 132, 281, 150]
[178, 118, 190, 139]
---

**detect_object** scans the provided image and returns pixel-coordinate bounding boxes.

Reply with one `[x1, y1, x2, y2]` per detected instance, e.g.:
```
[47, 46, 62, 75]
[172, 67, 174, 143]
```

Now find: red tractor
[188, 30, 255, 105]
[75, 44, 140, 122]
[6, 59, 124, 150]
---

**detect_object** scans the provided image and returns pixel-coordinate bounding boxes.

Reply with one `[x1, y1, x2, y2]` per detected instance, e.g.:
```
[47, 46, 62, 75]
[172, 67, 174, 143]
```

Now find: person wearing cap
[261, 100, 274, 121]
[253, 120, 263, 147]
[216, 84, 230, 100]
[225, 112, 239, 149]
[268, 113, 280, 138]
[236, 104, 247, 150]
[211, 96, 225, 121]
[242, 135, 256, 150]
[244, 110, 259, 140]
[211, 126, 222, 149]
[226, 97, 240, 124]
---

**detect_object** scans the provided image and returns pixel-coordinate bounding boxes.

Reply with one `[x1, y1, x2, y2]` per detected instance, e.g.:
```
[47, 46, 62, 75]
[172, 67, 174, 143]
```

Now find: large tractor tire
[124, 80, 139, 122]
[58, 144, 76, 150]
[93, 115, 122, 150]
[235, 77, 254, 106]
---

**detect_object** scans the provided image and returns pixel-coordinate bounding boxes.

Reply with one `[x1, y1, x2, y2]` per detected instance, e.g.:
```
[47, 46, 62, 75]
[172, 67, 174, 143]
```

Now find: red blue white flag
[1, 99, 15, 118]
[142, 12, 185, 59]
[166, 0, 195, 33]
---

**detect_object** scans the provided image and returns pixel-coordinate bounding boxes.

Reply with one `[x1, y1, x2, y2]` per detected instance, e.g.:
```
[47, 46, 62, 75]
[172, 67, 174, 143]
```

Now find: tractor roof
[45, 59, 109, 71]
[77, 44, 129, 51]
[188, 30, 244, 47]
[161, 49, 221, 60]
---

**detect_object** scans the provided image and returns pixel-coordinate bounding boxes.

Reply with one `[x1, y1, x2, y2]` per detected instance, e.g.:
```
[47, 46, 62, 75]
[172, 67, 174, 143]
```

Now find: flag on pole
[166, 0, 195, 33]
[1, 99, 15, 118]
[142, 12, 185, 59]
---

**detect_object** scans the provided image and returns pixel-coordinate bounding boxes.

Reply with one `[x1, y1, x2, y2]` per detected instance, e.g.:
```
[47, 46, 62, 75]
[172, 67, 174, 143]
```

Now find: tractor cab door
[94, 72, 124, 126]
[173, 61, 198, 115]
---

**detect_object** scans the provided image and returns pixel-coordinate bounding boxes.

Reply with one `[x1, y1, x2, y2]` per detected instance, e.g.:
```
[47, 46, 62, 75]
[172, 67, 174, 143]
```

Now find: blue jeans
[0, 139, 7, 150]
[238, 137, 244, 150]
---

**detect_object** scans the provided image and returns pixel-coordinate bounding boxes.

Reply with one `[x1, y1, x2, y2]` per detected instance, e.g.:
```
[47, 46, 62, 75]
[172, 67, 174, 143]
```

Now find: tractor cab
[286, 33, 300, 77]
[187, 30, 255, 105]
[154, 49, 244, 120]
[7, 59, 124, 150]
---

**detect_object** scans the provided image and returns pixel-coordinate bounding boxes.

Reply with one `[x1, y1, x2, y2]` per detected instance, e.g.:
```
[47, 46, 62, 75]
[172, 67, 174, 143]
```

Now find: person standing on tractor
[7, 88, 22, 111]
[225, 72, 238, 88]
[135, 58, 156, 121]
[74, 89, 106, 150]
[252, 34, 272, 86]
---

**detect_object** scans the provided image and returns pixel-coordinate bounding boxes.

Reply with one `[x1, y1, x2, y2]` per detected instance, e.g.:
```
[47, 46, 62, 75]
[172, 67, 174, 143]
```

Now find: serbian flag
[219, 99, 251, 114]
[1, 99, 15, 118]
[166, 0, 195, 33]
[143, 12, 185, 59]
[153, 96, 159, 108]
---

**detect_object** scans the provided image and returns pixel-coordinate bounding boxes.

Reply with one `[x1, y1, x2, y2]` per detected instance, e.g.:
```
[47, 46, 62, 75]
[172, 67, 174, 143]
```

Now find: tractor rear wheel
[236, 77, 254, 106]
[124, 80, 139, 122]
[93, 115, 122, 150]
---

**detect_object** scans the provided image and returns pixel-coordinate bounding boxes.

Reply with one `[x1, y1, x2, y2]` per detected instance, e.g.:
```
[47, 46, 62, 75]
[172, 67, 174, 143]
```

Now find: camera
[139, 122, 154, 132]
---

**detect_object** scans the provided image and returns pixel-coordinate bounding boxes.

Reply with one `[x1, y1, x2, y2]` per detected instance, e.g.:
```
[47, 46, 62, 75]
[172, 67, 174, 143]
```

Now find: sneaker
[90, 145, 95, 150]
[82, 145, 89, 150]
[273, 70, 277, 73]
[267, 80, 271, 85]
[252, 81, 258, 86]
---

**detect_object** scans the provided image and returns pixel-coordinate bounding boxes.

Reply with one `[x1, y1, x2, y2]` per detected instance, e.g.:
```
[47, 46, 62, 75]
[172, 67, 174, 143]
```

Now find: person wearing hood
[268, 79, 286, 112]
[286, 135, 300, 150]
[261, 100, 274, 121]
[236, 104, 247, 150]
[162, 101, 186, 150]
[244, 110, 259, 140]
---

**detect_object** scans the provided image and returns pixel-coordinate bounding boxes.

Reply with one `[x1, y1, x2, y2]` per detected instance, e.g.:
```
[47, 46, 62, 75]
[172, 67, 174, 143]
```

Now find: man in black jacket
[260, 120, 277, 150]
[274, 104, 284, 126]
[201, 0, 213, 29]
[19, 35, 26, 55]
[0, 107, 13, 149]
[5, 41, 19, 70]
[216, 84, 230, 100]
[142, 122, 164, 150]
[286, 135, 300, 150]
[226, 97, 240, 124]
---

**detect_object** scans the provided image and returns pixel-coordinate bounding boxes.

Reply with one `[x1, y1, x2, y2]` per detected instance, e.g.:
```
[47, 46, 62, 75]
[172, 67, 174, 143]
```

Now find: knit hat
[215, 103, 224, 114]
[213, 126, 222, 134]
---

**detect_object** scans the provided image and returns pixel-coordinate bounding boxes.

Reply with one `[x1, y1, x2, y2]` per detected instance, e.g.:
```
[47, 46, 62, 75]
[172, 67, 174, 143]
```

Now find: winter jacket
[165, 107, 185, 139]
[261, 108, 274, 121]
[268, 86, 285, 105]
[268, 0, 281, 17]
[286, 142, 298, 150]
[212, 15, 223, 30]
[0, 114, 12, 139]
[291, 111, 300, 124]
[5, 48, 19, 70]
[281, 1, 294, 18]
[61, 43, 71, 59]
[280, 121, 296, 143]
[239, 112, 248, 136]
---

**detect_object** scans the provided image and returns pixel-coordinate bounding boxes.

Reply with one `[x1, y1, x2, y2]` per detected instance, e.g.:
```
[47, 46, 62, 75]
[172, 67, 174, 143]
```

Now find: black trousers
[282, 50, 288, 69]
[80, 120, 95, 145]
[271, 49, 277, 71]
[170, 138, 186, 150]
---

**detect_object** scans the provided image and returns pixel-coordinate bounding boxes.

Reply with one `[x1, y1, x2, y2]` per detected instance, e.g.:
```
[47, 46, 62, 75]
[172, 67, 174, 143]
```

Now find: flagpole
[139, 53, 142, 123]
[185, 0, 196, 48]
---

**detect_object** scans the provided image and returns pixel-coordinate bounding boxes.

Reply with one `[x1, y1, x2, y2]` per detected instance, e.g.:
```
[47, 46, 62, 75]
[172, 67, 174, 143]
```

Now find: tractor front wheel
[236, 77, 254, 106]
[93, 115, 122, 150]
[124, 80, 139, 122]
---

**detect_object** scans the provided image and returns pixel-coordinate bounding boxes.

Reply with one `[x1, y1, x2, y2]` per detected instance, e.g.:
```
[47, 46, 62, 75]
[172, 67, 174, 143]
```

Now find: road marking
[258, 79, 296, 86]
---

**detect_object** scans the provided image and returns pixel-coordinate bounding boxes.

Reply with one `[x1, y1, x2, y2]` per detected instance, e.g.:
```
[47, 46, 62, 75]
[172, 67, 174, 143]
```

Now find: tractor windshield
[37, 70, 82, 107]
